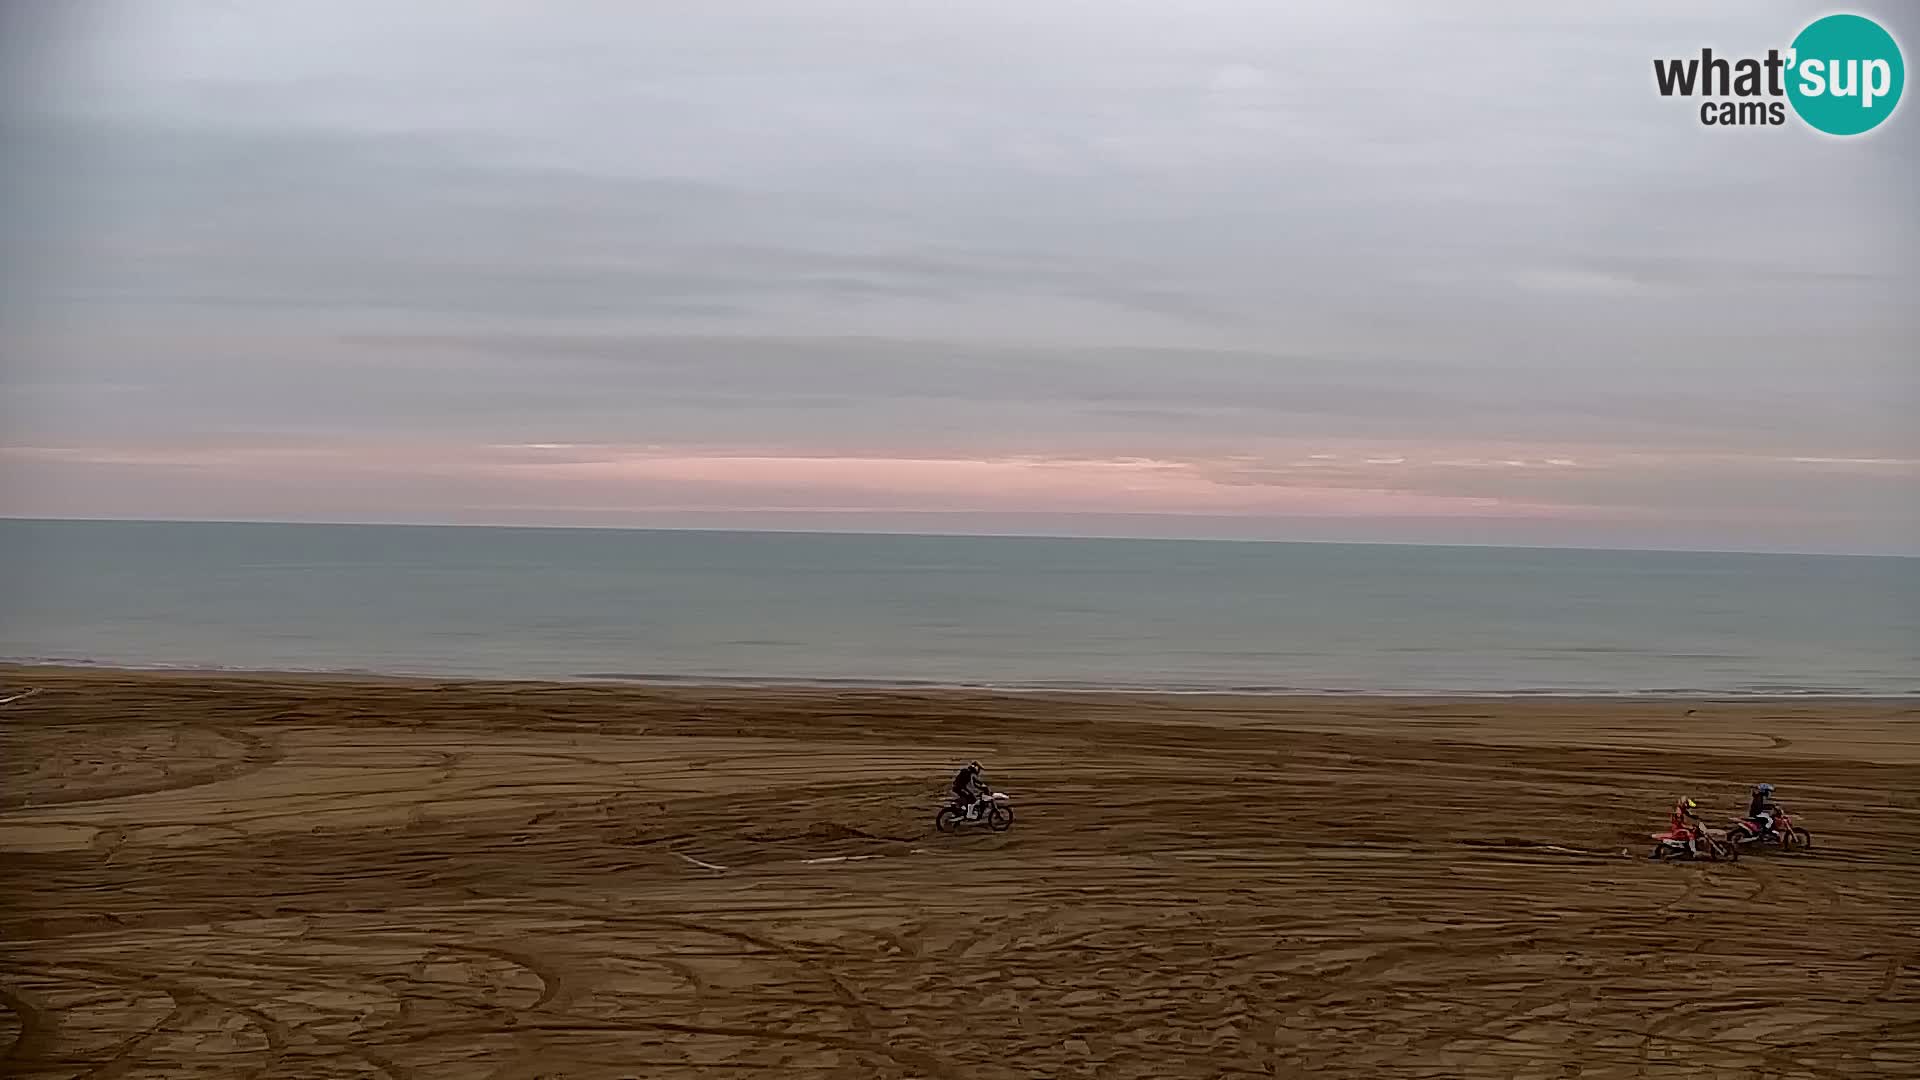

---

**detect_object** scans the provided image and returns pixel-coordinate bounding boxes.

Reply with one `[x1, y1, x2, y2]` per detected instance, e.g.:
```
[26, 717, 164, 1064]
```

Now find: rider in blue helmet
[1747, 783, 1780, 836]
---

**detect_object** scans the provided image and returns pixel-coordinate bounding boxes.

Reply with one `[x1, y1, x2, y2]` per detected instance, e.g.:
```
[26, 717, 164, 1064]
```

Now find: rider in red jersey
[1668, 796, 1704, 856]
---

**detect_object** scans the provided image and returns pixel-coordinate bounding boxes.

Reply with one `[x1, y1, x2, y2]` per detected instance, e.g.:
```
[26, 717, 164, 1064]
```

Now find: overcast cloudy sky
[2, 1, 1915, 553]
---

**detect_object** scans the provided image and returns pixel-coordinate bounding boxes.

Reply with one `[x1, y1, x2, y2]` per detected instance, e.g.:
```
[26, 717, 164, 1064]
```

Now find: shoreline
[5, 659, 1915, 701]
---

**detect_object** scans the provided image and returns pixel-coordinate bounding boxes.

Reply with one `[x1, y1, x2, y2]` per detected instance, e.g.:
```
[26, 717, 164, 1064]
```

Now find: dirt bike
[935, 792, 1013, 833]
[1723, 808, 1811, 853]
[1648, 820, 1737, 862]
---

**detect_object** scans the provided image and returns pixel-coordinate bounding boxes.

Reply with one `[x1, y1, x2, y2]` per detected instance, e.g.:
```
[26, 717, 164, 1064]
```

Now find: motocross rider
[1670, 796, 1704, 856]
[1747, 783, 1781, 837]
[952, 760, 989, 820]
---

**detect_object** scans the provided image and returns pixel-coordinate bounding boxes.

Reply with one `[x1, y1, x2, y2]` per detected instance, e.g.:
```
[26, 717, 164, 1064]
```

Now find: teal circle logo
[1787, 14, 1904, 135]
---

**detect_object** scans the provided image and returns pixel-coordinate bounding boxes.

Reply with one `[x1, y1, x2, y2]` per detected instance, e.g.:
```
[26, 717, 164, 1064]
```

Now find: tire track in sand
[0, 727, 283, 812]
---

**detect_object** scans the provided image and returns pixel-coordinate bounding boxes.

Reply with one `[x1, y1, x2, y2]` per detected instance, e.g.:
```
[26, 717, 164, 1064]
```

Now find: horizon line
[3, 513, 1914, 561]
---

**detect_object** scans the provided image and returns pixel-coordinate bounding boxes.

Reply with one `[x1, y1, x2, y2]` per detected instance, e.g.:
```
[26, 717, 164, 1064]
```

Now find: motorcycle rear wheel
[934, 807, 962, 833]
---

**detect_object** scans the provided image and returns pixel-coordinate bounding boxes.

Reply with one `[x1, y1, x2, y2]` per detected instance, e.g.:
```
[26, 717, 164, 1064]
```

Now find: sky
[2, 1, 1915, 554]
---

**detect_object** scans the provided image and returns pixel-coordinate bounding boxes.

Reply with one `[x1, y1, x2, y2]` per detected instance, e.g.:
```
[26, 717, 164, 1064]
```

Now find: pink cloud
[23, 438, 1912, 530]
[2, 442, 1605, 520]
[487, 451, 1590, 518]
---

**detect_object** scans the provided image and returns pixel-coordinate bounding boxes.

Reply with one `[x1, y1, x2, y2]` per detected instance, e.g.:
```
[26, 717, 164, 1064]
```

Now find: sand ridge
[1, 668, 1916, 1077]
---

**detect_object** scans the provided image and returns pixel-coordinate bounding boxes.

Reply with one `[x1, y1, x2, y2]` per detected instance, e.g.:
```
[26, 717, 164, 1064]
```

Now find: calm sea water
[1, 519, 1915, 695]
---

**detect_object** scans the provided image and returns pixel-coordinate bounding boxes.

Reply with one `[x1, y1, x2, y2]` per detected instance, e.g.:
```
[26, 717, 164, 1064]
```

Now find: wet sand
[1, 667, 1916, 1078]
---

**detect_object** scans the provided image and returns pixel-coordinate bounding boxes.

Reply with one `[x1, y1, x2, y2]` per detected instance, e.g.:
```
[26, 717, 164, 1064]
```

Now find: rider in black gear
[952, 760, 987, 819]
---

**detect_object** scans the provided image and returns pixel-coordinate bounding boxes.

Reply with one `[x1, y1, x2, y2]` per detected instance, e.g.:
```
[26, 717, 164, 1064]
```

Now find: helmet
[1755, 783, 1774, 796]
[1685, 797, 1697, 809]
[969, 760, 982, 771]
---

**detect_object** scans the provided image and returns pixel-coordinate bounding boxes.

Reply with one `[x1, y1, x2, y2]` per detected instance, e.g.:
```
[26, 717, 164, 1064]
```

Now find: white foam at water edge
[3, 656, 1916, 699]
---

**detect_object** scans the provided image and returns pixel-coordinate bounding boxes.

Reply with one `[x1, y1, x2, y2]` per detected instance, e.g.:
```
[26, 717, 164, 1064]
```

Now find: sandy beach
[1, 667, 1915, 1078]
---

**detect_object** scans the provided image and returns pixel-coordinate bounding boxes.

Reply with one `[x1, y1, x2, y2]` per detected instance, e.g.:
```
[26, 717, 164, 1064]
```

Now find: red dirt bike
[1648, 820, 1737, 862]
[1723, 808, 1811, 853]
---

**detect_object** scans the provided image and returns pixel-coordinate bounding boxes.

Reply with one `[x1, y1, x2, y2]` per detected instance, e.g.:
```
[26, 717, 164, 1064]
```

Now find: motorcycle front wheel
[1787, 827, 1811, 851]
[988, 804, 1014, 832]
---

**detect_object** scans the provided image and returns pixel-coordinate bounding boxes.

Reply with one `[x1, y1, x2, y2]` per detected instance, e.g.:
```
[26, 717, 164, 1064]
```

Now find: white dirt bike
[935, 792, 1014, 833]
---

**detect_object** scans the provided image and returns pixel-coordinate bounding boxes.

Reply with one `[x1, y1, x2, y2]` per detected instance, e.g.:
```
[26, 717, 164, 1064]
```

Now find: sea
[1, 518, 1915, 696]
